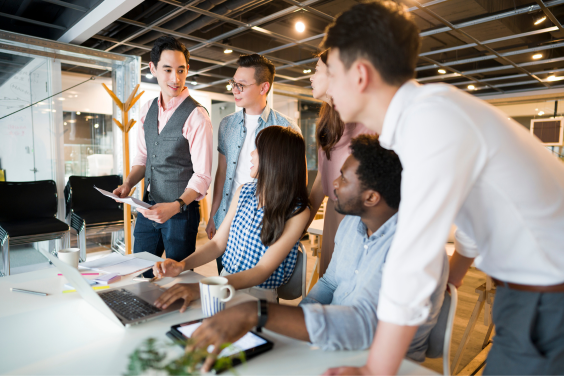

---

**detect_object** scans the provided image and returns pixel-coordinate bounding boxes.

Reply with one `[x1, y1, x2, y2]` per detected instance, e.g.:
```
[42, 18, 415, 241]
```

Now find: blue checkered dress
[222, 183, 299, 289]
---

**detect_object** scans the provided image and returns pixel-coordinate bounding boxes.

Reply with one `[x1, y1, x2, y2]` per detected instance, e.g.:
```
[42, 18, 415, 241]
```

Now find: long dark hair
[255, 126, 310, 246]
[315, 50, 346, 160]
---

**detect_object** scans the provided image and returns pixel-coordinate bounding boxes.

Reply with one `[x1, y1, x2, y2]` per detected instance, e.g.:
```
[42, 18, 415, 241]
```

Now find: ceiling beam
[534, 0, 564, 34]
[281, 0, 335, 21]
[0, 12, 66, 30]
[42, 0, 89, 12]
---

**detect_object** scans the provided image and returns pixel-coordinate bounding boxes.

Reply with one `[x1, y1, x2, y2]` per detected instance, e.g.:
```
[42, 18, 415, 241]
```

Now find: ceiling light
[438, 69, 446, 74]
[64, 122, 67, 125]
[295, 21, 305, 33]
[223, 49, 233, 54]
[303, 69, 311, 74]
[534, 16, 546, 25]
[191, 81, 197, 85]
[547, 75, 564, 81]
[145, 73, 153, 79]
[535, 108, 538, 111]
[533, 53, 543, 60]
[538, 111, 545, 115]
[226, 84, 232, 90]
[467, 85, 475, 90]
[94, 123, 99, 128]
[75, 95, 78, 97]
[69, 119, 76, 123]
[58, 97, 65, 101]
[76, 111, 81, 115]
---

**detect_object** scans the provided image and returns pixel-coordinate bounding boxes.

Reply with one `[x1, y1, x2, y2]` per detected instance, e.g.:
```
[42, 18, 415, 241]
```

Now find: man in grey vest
[113, 36, 213, 275]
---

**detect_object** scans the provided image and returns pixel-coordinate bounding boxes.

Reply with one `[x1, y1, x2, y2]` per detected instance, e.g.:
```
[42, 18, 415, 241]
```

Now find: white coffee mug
[199, 276, 235, 317]
[57, 248, 80, 269]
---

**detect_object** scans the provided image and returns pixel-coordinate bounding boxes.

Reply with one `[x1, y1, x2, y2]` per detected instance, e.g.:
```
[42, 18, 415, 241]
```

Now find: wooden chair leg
[452, 290, 486, 375]
[482, 322, 494, 349]
[307, 258, 319, 294]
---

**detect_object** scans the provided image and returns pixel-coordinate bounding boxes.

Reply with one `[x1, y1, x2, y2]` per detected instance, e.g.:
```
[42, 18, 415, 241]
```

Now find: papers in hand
[94, 186, 151, 210]
[80, 253, 155, 276]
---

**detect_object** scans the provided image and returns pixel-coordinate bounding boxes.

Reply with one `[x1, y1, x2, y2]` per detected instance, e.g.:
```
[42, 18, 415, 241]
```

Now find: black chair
[65, 175, 132, 261]
[0, 180, 70, 276]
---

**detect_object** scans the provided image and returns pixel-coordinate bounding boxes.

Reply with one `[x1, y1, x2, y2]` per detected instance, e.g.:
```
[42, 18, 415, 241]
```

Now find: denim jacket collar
[237, 101, 272, 126]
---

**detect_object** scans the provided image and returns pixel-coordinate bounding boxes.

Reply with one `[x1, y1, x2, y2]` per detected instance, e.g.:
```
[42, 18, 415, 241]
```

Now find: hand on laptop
[154, 283, 199, 313]
[153, 258, 186, 279]
[189, 301, 258, 372]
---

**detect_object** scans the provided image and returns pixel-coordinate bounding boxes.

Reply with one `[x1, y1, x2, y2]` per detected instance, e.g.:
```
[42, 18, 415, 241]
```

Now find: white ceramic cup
[199, 276, 235, 317]
[57, 248, 80, 269]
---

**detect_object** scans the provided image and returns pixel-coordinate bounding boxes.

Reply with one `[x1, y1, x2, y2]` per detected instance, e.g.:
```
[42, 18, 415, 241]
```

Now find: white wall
[273, 94, 299, 122]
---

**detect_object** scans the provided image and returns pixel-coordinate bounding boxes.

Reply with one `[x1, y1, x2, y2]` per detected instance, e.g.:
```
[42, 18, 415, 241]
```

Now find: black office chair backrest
[0, 180, 58, 221]
[66, 175, 122, 214]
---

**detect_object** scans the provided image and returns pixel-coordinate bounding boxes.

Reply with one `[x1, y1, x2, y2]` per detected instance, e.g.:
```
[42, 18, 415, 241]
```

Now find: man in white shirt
[205, 54, 300, 273]
[317, 1, 564, 375]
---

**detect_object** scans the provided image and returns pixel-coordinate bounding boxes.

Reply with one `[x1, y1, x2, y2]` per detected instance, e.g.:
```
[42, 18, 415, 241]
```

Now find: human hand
[205, 219, 216, 239]
[322, 365, 372, 376]
[154, 283, 199, 313]
[153, 258, 185, 279]
[113, 183, 131, 199]
[137, 202, 180, 224]
[190, 301, 257, 373]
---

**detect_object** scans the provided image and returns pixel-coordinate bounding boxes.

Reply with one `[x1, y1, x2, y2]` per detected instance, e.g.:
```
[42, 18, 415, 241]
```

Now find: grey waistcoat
[144, 96, 202, 203]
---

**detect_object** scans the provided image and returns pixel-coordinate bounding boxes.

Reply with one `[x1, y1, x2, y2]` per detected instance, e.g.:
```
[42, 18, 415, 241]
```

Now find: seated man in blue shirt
[190, 134, 448, 372]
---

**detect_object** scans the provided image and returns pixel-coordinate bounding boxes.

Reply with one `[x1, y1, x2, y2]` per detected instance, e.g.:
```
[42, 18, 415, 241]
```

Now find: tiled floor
[7, 226, 490, 375]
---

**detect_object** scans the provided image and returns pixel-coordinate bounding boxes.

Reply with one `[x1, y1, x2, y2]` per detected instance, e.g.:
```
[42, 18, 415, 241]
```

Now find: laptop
[43, 251, 182, 327]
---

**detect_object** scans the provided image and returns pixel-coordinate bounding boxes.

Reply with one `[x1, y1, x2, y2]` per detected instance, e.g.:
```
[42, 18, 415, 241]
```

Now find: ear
[260, 82, 270, 95]
[356, 61, 371, 93]
[364, 190, 381, 208]
[149, 62, 157, 76]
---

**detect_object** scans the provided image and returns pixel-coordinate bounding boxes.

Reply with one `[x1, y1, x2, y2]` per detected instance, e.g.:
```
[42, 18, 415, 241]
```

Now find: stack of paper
[80, 254, 155, 276]
[94, 186, 151, 210]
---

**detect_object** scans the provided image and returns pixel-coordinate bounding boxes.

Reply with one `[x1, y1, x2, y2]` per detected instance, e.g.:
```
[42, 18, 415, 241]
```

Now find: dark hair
[316, 50, 346, 160]
[255, 126, 310, 246]
[237, 54, 275, 94]
[150, 36, 190, 67]
[350, 134, 402, 209]
[321, 1, 420, 86]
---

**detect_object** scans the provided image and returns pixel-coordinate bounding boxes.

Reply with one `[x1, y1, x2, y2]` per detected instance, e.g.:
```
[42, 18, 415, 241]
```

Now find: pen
[11, 288, 48, 296]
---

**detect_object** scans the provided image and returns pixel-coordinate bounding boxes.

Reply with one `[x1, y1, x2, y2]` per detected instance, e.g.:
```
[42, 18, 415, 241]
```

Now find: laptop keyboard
[99, 289, 162, 321]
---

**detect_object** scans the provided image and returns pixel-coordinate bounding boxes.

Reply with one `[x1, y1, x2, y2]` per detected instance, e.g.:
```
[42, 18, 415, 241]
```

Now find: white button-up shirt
[377, 80, 564, 326]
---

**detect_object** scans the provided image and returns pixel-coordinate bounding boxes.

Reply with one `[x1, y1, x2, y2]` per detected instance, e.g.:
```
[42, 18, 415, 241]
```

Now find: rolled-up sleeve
[377, 104, 486, 326]
[184, 106, 213, 200]
[454, 228, 479, 258]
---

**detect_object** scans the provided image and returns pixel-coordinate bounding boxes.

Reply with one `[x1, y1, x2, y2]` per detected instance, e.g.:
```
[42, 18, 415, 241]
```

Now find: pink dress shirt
[318, 123, 374, 201]
[132, 87, 213, 201]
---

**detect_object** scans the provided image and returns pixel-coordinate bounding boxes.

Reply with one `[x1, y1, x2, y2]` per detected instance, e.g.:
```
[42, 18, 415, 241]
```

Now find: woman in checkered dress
[153, 126, 311, 310]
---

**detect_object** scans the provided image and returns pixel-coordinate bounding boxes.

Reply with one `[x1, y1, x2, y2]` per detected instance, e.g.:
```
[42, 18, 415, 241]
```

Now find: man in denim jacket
[206, 54, 300, 273]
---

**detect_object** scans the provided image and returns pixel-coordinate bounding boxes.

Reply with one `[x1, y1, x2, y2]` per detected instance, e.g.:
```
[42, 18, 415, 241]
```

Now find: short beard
[334, 195, 364, 216]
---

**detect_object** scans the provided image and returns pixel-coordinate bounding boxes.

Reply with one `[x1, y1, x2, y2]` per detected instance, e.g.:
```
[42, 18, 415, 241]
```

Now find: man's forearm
[364, 322, 418, 375]
[448, 250, 474, 287]
[179, 188, 200, 206]
[264, 303, 310, 342]
[124, 165, 146, 188]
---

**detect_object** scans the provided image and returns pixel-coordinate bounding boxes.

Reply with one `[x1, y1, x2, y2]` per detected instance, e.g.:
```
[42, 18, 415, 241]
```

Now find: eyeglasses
[228, 79, 256, 92]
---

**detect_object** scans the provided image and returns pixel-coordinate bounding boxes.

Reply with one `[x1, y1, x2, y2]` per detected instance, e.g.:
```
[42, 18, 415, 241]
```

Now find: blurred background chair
[65, 175, 133, 261]
[0, 180, 70, 276]
[276, 242, 307, 301]
[425, 283, 459, 376]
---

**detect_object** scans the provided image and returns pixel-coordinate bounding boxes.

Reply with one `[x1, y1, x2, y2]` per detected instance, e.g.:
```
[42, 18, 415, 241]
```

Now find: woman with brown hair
[151, 126, 310, 309]
[308, 50, 374, 277]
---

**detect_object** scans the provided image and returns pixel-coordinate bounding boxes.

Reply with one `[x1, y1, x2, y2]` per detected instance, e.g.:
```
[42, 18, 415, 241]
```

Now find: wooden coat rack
[102, 83, 144, 254]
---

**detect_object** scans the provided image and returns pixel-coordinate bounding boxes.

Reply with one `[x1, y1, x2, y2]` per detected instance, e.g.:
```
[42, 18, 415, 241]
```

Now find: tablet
[169, 319, 274, 371]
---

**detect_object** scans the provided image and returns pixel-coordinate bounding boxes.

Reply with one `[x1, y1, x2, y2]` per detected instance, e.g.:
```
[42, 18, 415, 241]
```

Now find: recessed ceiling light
[534, 16, 546, 25]
[58, 97, 65, 101]
[438, 69, 446, 74]
[191, 81, 197, 85]
[94, 123, 99, 128]
[145, 73, 153, 79]
[533, 53, 543, 60]
[224, 49, 233, 54]
[64, 122, 67, 125]
[303, 69, 311, 74]
[538, 111, 545, 115]
[295, 21, 305, 33]
[547, 75, 564, 81]
[226, 84, 232, 90]
[76, 111, 81, 115]
[468, 85, 475, 90]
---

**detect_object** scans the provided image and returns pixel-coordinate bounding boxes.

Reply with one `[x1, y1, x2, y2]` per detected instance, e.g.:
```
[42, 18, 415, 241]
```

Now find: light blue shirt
[300, 214, 448, 362]
[213, 102, 300, 227]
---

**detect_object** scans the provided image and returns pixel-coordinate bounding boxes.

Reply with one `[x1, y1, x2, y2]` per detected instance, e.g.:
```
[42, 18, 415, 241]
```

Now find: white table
[0, 252, 437, 376]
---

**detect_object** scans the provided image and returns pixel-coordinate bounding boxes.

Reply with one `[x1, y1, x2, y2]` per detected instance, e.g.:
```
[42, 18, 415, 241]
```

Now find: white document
[94, 186, 151, 209]
[80, 253, 155, 276]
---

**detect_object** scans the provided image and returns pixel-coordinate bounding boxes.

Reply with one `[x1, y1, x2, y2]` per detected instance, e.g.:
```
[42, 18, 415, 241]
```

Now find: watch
[256, 299, 268, 332]
[175, 198, 186, 212]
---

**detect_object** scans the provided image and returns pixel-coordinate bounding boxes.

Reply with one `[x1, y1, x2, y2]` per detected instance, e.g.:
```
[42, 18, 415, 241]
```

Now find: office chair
[276, 242, 307, 301]
[0, 180, 70, 276]
[65, 175, 133, 261]
[425, 283, 459, 376]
